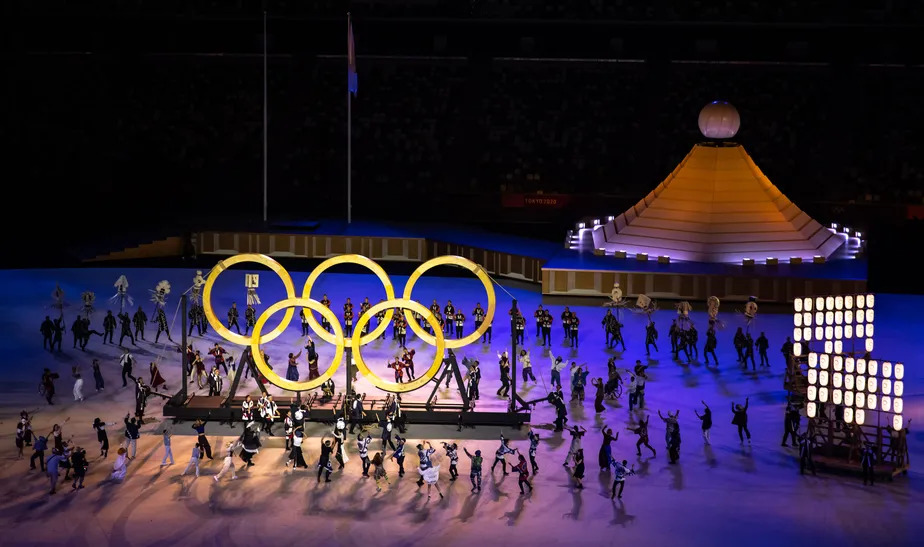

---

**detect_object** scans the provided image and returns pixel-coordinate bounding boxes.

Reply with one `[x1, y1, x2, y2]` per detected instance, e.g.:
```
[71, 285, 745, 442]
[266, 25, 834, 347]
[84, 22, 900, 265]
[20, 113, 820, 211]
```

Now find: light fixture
[577, 222, 585, 229]
[868, 377, 878, 393]
[856, 375, 866, 392]
[815, 296, 825, 310]
[803, 327, 811, 341]
[831, 222, 839, 229]
[842, 226, 850, 233]
[607, 216, 615, 222]
[855, 231, 862, 238]
[834, 311, 843, 325]
[865, 338, 874, 352]
[855, 409, 865, 425]
[857, 309, 865, 323]
[857, 359, 867, 374]
[867, 394, 877, 409]
[833, 389, 843, 405]
[834, 340, 843, 354]
[867, 322, 875, 338]
[803, 312, 812, 326]
[766, 257, 779, 265]
[793, 328, 802, 342]
[824, 341, 833, 354]
[833, 356, 843, 371]
[819, 387, 829, 402]
[867, 309, 875, 323]
[845, 310, 854, 323]
[845, 295, 854, 309]
[807, 369, 818, 385]
[834, 326, 843, 339]
[867, 294, 875, 308]
[844, 390, 855, 406]
[819, 370, 829, 385]
[845, 357, 855, 373]
[815, 326, 824, 340]
[845, 374, 855, 391]
[894, 381, 903, 397]
[593, 219, 601, 225]
[808, 353, 818, 367]
[794, 299, 803, 312]
[868, 360, 878, 376]
[844, 407, 854, 424]
[882, 396, 891, 412]
[835, 296, 843, 310]
[882, 379, 892, 395]
[658, 255, 670, 264]
[807, 385, 817, 401]
[742, 258, 755, 266]
[807, 402, 817, 418]
[857, 294, 866, 308]
[820, 354, 829, 369]
[855, 392, 865, 408]
[894, 398, 903, 414]
[893, 415, 903, 431]
[793, 342, 802, 356]
[895, 363, 904, 380]
[794, 314, 803, 327]
[856, 324, 865, 338]
[833, 372, 842, 388]
[845, 324, 853, 338]
[825, 296, 834, 310]
[804, 297, 813, 311]
[815, 311, 824, 325]
[824, 326, 833, 340]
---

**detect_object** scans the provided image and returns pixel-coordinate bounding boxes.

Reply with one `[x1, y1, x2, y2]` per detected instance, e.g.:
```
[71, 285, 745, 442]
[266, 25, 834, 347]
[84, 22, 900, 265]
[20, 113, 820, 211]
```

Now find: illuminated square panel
[793, 293, 874, 346]
[806, 352, 905, 430]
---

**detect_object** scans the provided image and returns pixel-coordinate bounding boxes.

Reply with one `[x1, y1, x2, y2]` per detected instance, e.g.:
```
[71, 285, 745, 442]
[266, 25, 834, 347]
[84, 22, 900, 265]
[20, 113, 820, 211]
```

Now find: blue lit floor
[0, 266, 919, 546]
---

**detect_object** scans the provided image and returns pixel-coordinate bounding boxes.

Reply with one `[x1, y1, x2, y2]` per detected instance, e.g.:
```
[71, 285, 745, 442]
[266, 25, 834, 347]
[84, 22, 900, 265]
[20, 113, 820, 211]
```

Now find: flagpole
[262, 9, 268, 224]
[347, 12, 352, 225]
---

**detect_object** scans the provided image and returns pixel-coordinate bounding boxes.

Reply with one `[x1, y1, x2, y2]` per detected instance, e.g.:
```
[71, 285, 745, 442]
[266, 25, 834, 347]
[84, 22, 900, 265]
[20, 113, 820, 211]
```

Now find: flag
[347, 18, 358, 96]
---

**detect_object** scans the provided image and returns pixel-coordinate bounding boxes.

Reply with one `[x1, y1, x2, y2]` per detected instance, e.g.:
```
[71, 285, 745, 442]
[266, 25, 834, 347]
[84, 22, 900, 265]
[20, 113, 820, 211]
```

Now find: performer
[41, 368, 59, 405]
[333, 418, 348, 469]
[388, 358, 405, 383]
[743, 334, 756, 370]
[441, 442, 459, 481]
[241, 394, 255, 423]
[214, 441, 238, 482]
[627, 415, 656, 457]
[563, 424, 586, 466]
[541, 310, 553, 347]
[491, 434, 518, 474]
[658, 409, 680, 451]
[192, 417, 214, 459]
[704, 326, 718, 365]
[51, 316, 65, 352]
[182, 442, 204, 477]
[208, 343, 229, 375]
[134, 377, 152, 420]
[609, 458, 636, 499]
[591, 378, 606, 413]
[379, 414, 397, 452]
[119, 349, 135, 388]
[239, 420, 261, 467]
[102, 310, 116, 344]
[304, 337, 320, 380]
[286, 426, 309, 469]
[374, 304, 388, 340]
[321, 378, 335, 401]
[415, 440, 436, 487]
[756, 332, 770, 367]
[355, 433, 372, 477]
[389, 435, 406, 477]
[599, 426, 618, 470]
[443, 300, 455, 335]
[320, 294, 332, 333]
[861, 443, 876, 485]
[299, 308, 310, 336]
[514, 454, 533, 494]
[154, 307, 173, 343]
[463, 447, 483, 492]
[286, 350, 302, 382]
[527, 430, 540, 475]
[496, 351, 511, 398]
[244, 304, 257, 336]
[347, 392, 365, 434]
[733, 327, 746, 363]
[261, 395, 278, 435]
[669, 319, 679, 356]
[561, 307, 573, 341]
[731, 397, 751, 444]
[401, 348, 416, 381]
[117, 311, 135, 346]
[466, 359, 481, 400]
[798, 431, 817, 475]
[150, 361, 167, 390]
[782, 399, 801, 447]
[695, 401, 712, 445]
[72, 365, 84, 402]
[41, 316, 54, 350]
[602, 309, 616, 347]
[645, 321, 659, 355]
[343, 298, 354, 336]
[571, 449, 585, 489]
[472, 303, 488, 343]
[454, 310, 465, 339]
[187, 303, 202, 337]
[533, 305, 545, 338]
[317, 434, 334, 482]
[70, 446, 88, 490]
[519, 349, 536, 383]
[549, 355, 565, 389]
[71, 315, 85, 349]
[132, 306, 147, 340]
[395, 314, 407, 347]
[227, 302, 241, 334]
[191, 350, 207, 388]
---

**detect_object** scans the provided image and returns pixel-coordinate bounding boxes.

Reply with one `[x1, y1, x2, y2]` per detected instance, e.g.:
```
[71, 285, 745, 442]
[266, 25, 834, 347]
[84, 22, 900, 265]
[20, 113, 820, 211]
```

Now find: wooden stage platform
[85, 219, 867, 304]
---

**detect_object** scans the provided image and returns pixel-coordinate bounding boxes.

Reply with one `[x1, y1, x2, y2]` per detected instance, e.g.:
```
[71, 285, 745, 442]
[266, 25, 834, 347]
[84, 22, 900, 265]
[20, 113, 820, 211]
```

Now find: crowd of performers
[29, 294, 897, 502]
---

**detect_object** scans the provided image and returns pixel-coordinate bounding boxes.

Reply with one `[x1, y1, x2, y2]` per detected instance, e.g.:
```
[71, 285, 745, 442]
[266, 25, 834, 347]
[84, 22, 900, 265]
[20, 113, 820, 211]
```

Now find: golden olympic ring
[402, 256, 496, 349]
[203, 253, 296, 345]
[352, 299, 446, 393]
[202, 253, 495, 393]
[249, 297, 345, 392]
[300, 254, 396, 347]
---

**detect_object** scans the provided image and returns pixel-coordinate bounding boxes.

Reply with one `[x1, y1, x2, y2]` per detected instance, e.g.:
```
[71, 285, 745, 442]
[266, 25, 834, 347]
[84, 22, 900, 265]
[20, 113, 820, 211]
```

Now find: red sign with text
[501, 193, 571, 209]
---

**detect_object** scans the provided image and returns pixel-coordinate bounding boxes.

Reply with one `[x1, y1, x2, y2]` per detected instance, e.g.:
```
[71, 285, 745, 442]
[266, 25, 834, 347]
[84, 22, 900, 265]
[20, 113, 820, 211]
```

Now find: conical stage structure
[593, 143, 844, 263]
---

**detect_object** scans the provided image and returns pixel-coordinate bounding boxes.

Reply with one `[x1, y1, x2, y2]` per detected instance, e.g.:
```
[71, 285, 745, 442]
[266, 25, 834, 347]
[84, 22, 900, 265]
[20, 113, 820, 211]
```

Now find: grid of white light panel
[805, 353, 905, 430]
[792, 294, 875, 358]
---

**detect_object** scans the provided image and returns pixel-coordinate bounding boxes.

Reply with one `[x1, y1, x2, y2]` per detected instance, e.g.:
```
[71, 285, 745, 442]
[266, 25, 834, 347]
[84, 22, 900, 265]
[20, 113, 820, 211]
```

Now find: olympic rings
[301, 254, 396, 347]
[249, 297, 345, 392]
[203, 253, 296, 346]
[403, 256, 496, 349]
[202, 253, 495, 394]
[352, 299, 446, 393]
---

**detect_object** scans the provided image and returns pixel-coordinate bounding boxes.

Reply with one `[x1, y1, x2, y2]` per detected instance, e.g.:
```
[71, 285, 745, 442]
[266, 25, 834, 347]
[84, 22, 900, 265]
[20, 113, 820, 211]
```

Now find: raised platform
[84, 219, 867, 304]
[163, 393, 530, 427]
